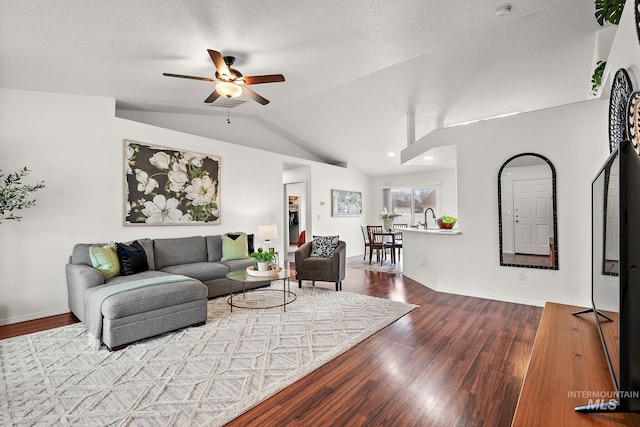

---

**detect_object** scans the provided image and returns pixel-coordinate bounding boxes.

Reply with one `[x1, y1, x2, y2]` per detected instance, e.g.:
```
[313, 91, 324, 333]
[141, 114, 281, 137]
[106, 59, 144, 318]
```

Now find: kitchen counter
[399, 227, 462, 292]
[398, 228, 461, 235]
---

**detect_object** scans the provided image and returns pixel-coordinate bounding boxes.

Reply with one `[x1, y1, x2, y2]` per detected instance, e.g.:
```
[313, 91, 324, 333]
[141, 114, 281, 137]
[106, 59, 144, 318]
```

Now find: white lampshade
[257, 224, 279, 240]
[215, 81, 242, 98]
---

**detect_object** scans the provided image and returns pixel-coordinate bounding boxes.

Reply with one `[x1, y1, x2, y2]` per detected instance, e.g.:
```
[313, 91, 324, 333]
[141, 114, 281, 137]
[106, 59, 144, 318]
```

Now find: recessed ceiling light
[388, 152, 395, 157]
[423, 155, 434, 161]
[496, 4, 512, 17]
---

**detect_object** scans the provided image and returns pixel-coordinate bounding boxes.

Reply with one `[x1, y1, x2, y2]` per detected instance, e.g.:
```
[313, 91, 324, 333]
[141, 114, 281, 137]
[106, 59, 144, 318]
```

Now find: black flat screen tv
[575, 139, 640, 413]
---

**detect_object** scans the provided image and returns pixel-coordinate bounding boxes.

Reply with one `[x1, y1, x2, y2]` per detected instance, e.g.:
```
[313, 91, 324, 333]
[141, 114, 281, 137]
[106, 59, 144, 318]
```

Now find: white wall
[403, 99, 608, 307]
[0, 88, 369, 324]
[308, 162, 370, 254]
[599, 0, 640, 96]
[397, 1, 640, 308]
[282, 163, 369, 255]
[118, 110, 325, 163]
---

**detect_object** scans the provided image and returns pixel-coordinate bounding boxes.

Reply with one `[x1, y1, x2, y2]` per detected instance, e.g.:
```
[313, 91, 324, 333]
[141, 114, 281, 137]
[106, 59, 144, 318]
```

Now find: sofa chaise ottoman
[66, 234, 258, 350]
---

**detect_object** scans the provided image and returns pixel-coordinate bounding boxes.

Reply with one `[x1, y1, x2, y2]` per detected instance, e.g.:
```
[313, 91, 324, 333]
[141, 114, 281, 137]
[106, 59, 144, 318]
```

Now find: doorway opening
[284, 181, 308, 262]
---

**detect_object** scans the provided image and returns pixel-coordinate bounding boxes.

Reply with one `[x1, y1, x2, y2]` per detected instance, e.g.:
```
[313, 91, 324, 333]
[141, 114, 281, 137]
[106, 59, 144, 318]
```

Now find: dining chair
[367, 225, 393, 265]
[392, 224, 406, 261]
[360, 225, 370, 260]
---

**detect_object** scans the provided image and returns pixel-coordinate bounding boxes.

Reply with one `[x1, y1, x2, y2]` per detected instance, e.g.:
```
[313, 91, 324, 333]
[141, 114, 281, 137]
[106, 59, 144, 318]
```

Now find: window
[386, 186, 437, 225]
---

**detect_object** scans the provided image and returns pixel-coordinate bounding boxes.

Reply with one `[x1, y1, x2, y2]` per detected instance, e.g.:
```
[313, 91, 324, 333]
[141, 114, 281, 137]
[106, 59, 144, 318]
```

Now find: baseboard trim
[0, 307, 70, 326]
[435, 286, 546, 308]
[402, 272, 545, 307]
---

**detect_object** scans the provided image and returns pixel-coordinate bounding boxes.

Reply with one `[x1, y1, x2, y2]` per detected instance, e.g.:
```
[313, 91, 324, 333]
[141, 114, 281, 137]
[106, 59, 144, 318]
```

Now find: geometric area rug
[0, 284, 417, 426]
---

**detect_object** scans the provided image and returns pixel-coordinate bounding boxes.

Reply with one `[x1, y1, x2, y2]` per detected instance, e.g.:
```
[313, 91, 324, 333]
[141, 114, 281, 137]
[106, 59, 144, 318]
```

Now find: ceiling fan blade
[163, 72, 217, 82]
[208, 49, 230, 77]
[204, 90, 221, 104]
[242, 86, 270, 105]
[242, 74, 285, 85]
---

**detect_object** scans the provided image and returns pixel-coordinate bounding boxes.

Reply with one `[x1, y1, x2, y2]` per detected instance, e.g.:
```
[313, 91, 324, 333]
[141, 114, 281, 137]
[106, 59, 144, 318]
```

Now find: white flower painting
[124, 140, 221, 225]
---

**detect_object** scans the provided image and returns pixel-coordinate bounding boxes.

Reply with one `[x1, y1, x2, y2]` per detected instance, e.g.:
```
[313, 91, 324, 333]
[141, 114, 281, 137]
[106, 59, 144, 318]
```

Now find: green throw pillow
[89, 242, 121, 280]
[221, 233, 250, 261]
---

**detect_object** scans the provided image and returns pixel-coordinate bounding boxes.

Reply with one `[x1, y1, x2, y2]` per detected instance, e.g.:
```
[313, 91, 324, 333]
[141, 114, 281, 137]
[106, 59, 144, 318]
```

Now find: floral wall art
[124, 140, 221, 225]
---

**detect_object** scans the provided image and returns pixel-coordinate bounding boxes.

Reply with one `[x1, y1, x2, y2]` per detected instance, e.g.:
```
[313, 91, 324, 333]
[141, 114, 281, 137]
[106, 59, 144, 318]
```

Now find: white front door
[513, 179, 552, 255]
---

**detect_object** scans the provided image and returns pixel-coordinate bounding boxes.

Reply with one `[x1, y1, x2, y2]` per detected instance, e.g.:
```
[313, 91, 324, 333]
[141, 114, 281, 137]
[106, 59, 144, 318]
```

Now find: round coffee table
[226, 268, 297, 311]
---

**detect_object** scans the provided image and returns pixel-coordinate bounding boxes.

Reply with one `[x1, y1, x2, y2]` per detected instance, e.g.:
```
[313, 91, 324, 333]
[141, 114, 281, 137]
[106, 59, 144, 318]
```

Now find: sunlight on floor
[346, 254, 403, 274]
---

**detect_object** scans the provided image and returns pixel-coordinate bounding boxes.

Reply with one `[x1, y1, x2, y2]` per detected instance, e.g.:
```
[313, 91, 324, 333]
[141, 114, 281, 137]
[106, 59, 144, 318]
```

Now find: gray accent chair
[295, 240, 346, 291]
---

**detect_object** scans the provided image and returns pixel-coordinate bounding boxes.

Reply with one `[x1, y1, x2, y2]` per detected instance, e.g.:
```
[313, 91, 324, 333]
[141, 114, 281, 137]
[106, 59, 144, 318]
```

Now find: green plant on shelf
[591, 60, 606, 95]
[594, 0, 625, 26]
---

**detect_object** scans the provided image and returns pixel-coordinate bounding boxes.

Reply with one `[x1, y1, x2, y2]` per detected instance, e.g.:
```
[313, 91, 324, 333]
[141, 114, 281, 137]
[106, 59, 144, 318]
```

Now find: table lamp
[257, 224, 278, 252]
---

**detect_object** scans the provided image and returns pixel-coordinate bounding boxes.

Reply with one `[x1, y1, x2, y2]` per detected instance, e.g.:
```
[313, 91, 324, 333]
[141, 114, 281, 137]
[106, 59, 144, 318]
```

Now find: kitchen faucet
[418, 208, 436, 229]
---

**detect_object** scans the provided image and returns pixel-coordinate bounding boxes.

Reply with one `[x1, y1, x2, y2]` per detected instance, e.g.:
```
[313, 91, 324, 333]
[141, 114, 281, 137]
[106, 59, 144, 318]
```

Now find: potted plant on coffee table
[250, 248, 276, 271]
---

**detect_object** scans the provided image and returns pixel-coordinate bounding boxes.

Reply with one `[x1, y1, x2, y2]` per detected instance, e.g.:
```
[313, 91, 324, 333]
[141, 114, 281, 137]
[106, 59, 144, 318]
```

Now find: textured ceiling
[0, 0, 602, 176]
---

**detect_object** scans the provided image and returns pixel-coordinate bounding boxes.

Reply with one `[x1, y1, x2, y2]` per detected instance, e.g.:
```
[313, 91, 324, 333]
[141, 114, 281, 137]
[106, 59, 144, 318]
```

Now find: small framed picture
[331, 189, 362, 217]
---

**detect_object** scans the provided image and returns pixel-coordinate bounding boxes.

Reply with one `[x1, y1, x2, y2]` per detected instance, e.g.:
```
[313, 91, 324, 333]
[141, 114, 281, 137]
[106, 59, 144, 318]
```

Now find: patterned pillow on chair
[311, 235, 339, 257]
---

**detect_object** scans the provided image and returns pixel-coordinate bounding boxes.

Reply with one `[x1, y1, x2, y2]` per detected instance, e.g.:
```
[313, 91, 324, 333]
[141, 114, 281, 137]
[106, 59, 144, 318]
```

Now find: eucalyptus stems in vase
[0, 167, 45, 224]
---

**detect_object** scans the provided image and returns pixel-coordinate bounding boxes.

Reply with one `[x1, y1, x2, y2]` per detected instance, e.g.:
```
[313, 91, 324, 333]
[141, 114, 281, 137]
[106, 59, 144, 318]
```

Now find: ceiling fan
[163, 49, 285, 105]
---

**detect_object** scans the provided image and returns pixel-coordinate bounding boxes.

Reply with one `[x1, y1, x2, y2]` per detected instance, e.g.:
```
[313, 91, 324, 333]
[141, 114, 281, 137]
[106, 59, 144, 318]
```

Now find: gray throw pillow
[311, 235, 339, 258]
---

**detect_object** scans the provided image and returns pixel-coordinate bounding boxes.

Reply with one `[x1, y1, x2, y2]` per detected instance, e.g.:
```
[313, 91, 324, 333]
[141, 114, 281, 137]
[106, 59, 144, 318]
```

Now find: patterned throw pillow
[311, 235, 339, 258]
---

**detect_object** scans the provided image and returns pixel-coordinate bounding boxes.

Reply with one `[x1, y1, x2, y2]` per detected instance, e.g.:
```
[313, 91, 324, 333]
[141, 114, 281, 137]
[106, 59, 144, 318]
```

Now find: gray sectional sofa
[66, 234, 258, 351]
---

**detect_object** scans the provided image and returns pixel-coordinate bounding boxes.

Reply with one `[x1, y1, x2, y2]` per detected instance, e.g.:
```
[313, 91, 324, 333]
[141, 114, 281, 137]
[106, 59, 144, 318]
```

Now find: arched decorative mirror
[498, 153, 558, 270]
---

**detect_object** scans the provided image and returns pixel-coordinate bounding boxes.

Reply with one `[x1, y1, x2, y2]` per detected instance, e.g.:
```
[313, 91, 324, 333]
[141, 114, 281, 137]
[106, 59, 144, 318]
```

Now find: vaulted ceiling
[0, 0, 602, 176]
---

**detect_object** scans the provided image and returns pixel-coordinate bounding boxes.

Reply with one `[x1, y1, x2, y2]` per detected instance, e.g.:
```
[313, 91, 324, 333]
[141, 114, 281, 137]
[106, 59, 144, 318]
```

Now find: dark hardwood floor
[0, 312, 79, 340]
[0, 267, 542, 426]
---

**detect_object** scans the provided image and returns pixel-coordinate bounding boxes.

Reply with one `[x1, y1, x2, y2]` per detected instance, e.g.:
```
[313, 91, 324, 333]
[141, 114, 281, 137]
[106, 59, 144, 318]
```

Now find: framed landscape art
[124, 140, 221, 225]
[331, 189, 362, 217]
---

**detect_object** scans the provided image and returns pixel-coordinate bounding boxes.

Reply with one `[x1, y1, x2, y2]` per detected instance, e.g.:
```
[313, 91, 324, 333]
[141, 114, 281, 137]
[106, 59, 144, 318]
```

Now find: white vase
[383, 218, 393, 232]
[257, 262, 268, 271]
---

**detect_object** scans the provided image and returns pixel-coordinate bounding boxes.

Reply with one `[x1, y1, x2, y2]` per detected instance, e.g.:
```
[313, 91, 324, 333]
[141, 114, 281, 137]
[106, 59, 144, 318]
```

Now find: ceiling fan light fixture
[164, 49, 283, 105]
[215, 81, 242, 98]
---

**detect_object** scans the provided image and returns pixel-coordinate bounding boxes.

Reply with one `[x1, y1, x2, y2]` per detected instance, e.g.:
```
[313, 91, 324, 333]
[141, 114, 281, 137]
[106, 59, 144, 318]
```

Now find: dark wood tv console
[512, 302, 640, 426]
